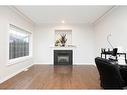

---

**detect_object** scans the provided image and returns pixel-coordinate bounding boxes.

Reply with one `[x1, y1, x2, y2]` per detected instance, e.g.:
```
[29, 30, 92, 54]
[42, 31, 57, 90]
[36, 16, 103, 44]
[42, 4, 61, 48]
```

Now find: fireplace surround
[54, 50, 73, 65]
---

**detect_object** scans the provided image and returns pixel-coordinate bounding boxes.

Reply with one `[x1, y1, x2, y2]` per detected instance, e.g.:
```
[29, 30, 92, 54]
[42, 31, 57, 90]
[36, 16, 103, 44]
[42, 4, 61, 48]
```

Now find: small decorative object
[55, 39, 60, 46]
[60, 34, 67, 47]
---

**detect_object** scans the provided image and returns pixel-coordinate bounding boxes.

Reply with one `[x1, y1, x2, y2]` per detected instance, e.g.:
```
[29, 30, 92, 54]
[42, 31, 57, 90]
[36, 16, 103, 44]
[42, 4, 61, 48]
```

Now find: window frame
[7, 24, 32, 65]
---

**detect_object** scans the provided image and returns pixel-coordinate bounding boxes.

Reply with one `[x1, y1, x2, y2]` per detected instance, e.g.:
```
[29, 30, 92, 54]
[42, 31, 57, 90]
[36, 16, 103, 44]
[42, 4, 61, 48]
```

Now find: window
[9, 24, 31, 60]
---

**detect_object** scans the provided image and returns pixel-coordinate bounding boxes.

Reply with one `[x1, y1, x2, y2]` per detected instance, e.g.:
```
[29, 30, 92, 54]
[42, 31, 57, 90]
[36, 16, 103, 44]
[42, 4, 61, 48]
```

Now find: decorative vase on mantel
[60, 34, 67, 47]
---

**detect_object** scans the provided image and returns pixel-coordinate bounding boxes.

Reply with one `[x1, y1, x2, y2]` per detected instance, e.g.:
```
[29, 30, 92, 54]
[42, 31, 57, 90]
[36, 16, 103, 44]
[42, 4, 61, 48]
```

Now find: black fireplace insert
[54, 50, 73, 65]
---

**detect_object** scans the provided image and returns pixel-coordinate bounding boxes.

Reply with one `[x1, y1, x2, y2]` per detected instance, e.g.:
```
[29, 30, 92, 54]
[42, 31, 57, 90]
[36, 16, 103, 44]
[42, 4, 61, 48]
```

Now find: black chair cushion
[95, 57, 125, 89]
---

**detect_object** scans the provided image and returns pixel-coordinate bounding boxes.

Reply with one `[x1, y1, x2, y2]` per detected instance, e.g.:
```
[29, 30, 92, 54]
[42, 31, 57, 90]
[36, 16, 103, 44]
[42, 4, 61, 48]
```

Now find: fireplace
[54, 50, 73, 65]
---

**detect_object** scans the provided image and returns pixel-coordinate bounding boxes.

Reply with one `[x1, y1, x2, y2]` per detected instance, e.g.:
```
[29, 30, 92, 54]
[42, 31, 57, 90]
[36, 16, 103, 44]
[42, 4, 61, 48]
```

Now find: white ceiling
[15, 6, 113, 24]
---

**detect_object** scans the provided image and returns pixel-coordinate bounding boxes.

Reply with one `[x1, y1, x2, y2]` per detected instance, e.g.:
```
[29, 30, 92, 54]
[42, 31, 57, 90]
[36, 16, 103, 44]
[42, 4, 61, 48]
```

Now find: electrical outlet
[24, 68, 29, 72]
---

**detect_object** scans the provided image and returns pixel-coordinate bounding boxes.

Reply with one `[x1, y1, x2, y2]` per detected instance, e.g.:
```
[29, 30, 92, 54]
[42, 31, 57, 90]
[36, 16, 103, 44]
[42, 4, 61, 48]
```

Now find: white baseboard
[34, 63, 95, 65]
[34, 63, 52, 65]
[0, 64, 33, 84]
[74, 63, 95, 65]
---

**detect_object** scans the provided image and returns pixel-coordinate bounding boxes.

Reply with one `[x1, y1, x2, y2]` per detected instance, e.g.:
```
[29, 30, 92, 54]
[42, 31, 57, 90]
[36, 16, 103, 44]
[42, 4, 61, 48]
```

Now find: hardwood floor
[0, 65, 101, 89]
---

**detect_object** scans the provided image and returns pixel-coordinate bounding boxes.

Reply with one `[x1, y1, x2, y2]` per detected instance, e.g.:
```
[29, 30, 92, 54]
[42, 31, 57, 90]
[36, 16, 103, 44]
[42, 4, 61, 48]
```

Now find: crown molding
[8, 6, 35, 25]
[93, 6, 119, 25]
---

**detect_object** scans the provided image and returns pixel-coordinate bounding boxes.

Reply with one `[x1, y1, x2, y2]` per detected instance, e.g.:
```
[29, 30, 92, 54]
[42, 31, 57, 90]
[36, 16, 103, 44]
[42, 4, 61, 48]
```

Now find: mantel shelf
[50, 45, 77, 50]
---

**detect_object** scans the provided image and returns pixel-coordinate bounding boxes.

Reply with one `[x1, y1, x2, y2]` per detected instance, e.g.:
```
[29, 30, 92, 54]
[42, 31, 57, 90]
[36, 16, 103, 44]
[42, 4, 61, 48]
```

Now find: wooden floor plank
[0, 65, 101, 89]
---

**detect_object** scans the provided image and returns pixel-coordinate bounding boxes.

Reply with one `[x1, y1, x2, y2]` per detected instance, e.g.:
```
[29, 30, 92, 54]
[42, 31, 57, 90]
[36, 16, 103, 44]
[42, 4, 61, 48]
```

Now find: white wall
[34, 23, 95, 64]
[0, 7, 34, 83]
[94, 6, 127, 56]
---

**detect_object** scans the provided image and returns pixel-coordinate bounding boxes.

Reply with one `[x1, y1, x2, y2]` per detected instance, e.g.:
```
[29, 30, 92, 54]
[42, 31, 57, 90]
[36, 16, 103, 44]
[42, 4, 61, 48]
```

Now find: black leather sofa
[95, 57, 127, 89]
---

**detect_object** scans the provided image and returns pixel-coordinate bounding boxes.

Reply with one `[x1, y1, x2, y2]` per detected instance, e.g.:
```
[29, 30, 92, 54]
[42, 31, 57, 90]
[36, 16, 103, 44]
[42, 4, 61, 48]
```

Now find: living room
[0, 4, 127, 91]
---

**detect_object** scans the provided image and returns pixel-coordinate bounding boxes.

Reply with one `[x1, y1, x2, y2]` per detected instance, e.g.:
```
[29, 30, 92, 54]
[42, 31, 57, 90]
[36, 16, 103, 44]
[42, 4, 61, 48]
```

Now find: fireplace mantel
[50, 45, 76, 50]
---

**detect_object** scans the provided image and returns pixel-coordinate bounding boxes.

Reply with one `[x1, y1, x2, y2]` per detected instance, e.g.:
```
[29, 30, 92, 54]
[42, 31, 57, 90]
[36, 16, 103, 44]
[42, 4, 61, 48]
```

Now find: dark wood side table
[101, 51, 127, 63]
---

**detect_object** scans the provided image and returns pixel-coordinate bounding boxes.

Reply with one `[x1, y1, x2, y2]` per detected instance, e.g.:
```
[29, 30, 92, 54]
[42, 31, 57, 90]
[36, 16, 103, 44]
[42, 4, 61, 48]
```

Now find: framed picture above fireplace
[54, 29, 72, 47]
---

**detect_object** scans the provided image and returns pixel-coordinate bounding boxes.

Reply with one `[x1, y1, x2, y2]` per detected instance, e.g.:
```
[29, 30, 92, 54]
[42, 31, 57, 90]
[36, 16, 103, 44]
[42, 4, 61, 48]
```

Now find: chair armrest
[119, 66, 127, 85]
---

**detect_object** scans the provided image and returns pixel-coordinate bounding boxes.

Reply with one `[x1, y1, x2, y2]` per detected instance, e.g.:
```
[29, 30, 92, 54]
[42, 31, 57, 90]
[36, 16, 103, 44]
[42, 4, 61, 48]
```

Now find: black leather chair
[119, 65, 127, 85]
[95, 57, 126, 89]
